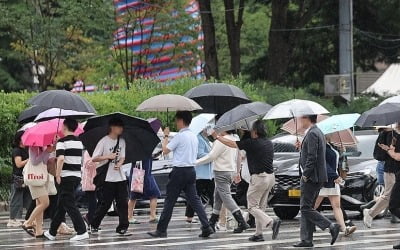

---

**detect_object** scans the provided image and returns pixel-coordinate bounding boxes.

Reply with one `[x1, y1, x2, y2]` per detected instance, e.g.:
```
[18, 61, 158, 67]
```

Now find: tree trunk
[198, 0, 219, 80]
[223, 0, 244, 77]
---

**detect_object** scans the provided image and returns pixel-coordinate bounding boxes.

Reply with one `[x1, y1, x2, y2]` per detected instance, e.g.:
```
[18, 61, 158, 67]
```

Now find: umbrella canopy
[189, 113, 216, 135]
[316, 113, 360, 135]
[264, 99, 329, 120]
[147, 118, 162, 133]
[18, 122, 36, 132]
[184, 83, 251, 114]
[28, 90, 96, 113]
[281, 115, 327, 135]
[22, 119, 84, 147]
[379, 95, 400, 105]
[355, 103, 400, 127]
[34, 108, 95, 122]
[18, 105, 49, 124]
[136, 94, 202, 112]
[80, 112, 160, 164]
[215, 102, 272, 132]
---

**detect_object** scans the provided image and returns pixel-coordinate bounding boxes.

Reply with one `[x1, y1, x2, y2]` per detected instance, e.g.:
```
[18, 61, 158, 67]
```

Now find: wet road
[0, 207, 399, 249]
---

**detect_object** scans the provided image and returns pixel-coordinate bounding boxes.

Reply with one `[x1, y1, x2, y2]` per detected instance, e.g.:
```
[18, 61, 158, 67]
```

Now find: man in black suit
[293, 115, 340, 248]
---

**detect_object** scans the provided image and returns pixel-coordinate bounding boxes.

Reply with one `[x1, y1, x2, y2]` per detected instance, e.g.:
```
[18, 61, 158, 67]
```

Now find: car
[269, 130, 383, 220]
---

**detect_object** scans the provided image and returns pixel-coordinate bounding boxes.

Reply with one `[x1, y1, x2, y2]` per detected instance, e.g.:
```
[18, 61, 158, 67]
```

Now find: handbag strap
[107, 136, 120, 164]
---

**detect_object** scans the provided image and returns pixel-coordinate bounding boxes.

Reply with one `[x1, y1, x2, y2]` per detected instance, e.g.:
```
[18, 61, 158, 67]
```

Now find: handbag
[93, 137, 120, 187]
[47, 174, 57, 195]
[23, 160, 48, 187]
[131, 161, 145, 193]
[12, 174, 25, 189]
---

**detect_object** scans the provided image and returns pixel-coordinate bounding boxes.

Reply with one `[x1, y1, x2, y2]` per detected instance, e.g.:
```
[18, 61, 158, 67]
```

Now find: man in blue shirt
[148, 111, 214, 238]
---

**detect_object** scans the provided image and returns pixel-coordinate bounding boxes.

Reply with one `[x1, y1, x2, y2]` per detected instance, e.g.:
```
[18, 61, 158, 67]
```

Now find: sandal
[22, 225, 35, 237]
[149, 218, 159, 224]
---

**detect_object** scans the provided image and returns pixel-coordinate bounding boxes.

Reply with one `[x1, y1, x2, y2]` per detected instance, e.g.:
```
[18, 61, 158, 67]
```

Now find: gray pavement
[0, 206, 399, 249]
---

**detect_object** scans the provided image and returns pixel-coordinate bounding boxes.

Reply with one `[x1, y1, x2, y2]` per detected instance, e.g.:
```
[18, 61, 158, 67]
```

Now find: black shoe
[391, 215, 400, 224]
[394, 242, 400, 249]
[209, 213, 219, 232]
[147, 230, 167, 238]
[329, 223, 340, 245]
[249, 234, 264, 242]
[90, 228, 99, 234]
[116, 229, 128, 235]
[271, 219, 281, 240]
[232, 211, 250, 233]
[293, 241, 314, 247]
[360, 200, 376, 210]
[198, 226, 214, 238]
[345, 220, 355, 227]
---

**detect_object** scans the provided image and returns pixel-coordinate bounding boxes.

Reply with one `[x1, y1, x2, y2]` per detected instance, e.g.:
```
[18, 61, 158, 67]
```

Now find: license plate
[288, 189, 301, 197]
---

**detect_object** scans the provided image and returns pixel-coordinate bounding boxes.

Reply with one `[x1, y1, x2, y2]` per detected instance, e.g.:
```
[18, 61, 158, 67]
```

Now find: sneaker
[129, 218, 141, 224]
[215, 223, 227, 231]
[44, 231, 56, 241]
[70, 232, 89, 241]
[7, 219, 22, 227]
[344, 226, 357, 236]
[363, 209, 373, 228]
[186, 218, 199, 224]
[249, 234, 264, 242]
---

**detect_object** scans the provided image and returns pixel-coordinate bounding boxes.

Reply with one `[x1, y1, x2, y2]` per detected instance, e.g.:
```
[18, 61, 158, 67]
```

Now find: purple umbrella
[147, 118, 162, 133]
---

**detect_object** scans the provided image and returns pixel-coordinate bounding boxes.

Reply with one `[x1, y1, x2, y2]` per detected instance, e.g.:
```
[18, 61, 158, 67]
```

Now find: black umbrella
[18, 105, 49, 124]
[214, 102, 272, 132]
[355, 103, 400, 127]
[184, 83, 251, 115]
[80, 112, 160, 164]
[27, 90, 96, 113]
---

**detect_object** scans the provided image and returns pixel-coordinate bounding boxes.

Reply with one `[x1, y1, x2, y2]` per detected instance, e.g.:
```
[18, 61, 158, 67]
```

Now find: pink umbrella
[22, 119, 84, 147]
[281, 115, 357, 147]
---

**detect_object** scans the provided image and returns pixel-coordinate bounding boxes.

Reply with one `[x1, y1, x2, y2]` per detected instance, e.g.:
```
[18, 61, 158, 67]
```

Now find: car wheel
[273, 206, 299, 220]
[373, 184, 385, 199]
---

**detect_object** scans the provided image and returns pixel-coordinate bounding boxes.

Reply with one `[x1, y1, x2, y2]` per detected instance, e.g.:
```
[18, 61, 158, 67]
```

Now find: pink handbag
[81, 152, 96, 191]
[131, 161, 145, 193]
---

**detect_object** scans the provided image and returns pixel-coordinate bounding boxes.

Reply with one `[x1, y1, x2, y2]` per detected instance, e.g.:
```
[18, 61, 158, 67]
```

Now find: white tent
[363, 64, 400, 96]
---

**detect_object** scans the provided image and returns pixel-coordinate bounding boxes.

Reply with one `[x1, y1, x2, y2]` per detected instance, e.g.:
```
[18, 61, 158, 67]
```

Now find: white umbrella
[379, 95, 400, 105]
[189, 113, 216, 135]
[18, 122, 36, 132]
[264, 99, 329, 120]
[136, 94, 202, 112]
[34, 108, 95, 122]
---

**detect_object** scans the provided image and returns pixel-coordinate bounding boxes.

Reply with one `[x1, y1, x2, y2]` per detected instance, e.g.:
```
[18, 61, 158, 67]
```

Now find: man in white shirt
[148, 111, 214, 238]
[90, 118, 129, 235]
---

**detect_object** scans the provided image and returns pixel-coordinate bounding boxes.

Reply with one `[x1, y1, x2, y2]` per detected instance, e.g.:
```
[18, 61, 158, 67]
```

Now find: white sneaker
[70, 232, 89, 241]
[216, 223, 227, 231]
[44, 231, 56, 241]
[7, 219, 22, 227]
[363, 209, 373, 228]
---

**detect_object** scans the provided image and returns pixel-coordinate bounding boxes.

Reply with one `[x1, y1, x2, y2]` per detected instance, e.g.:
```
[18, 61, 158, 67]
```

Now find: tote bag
[23, 160, 48, 187]
[131, 161, 145, 193]
[47, 174, 58, 195]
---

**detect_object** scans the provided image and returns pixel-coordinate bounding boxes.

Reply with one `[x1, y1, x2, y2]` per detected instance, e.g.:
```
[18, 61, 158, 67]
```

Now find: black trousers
[389, 179, 400, 218]
[91, 181, 129, 231]
[49, 176, 86, 236]
[185, 179, 214, 218]
[300, 180, 332, 242]
[157, 167, 210, 233]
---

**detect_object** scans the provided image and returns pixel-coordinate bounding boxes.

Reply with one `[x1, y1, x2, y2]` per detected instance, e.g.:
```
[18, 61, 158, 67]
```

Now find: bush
[0, 157, 12, 203]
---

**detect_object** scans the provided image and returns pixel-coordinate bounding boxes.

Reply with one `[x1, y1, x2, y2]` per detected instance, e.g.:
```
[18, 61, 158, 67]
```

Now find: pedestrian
[364, 125, 399, 228]
[197, 130, 249, 234]
[81, 151, 97, 230]
[147, 111, 214, 238]
[44, 119, 88, 241]
[385, 136, 400, 249]
[128, 158, 161, 224]
[8, 131, 32, 227]
[90, 118, 129, 235]
[186, 130, 214, 224]
[313, 139, 357, 236]
[292, 115, 340, 248]
[212, 120, 280, 242]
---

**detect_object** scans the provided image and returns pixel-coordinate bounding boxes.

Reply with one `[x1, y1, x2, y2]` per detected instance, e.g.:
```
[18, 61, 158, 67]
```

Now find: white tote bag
[47, 174, 58, 195]
[23, 160, 48, 187]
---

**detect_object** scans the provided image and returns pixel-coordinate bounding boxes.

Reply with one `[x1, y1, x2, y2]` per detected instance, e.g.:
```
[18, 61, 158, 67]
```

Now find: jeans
[91, 181, 129, 231]
[376, 161, 385, 185]
[86, 191, 97, 225]
[247, 173, 275, 235]
[49, 176, 87, 236]
[9, 184, 31, 219]
[157, 167, 209, 233]
[369, 172, 396, 218]
[185, 179, 214, 218]
[212, 171, 240, 215]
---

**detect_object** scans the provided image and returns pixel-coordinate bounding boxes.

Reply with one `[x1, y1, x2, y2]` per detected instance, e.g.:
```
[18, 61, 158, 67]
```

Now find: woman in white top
[196, 131, 249, 234]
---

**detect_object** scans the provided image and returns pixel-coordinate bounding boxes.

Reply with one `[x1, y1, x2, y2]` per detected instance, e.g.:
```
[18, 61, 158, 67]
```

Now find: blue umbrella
[316, 113, 360, 135]
[189, 113, 216, 135]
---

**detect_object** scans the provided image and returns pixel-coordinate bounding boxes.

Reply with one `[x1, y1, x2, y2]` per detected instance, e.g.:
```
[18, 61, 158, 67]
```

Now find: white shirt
[167, 128, 198, 167]
[92, 136, 126, 182]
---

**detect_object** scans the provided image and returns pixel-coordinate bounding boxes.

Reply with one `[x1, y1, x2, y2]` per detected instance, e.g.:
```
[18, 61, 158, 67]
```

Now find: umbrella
[18, 122, 36, 132]
[281, 115, 327, 135]
[18, 105, 49, 124]
[22, 119, 84, 147]
[147, 118, 162, 133]
[264, 99, 329, 120]
[34, 108, 95, 122]
[189, 113, 216, 135]
[355, 103, 400, 127]
[80, 112, 160, 164]
[27, 90, 96, 113]
[316, 113, 360, 135]
[184, 83, 251, 114]
[214, 102, 272, 132]
[379, 96, 400, 105]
